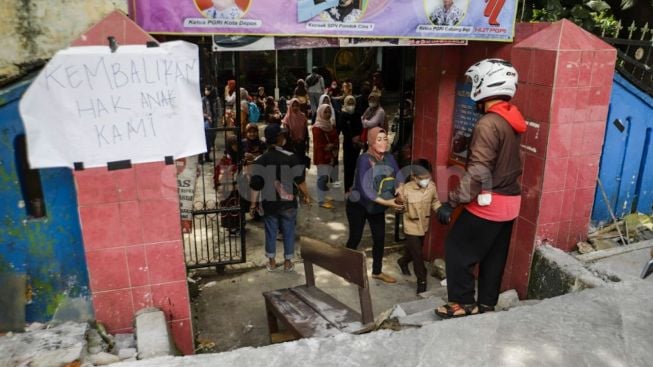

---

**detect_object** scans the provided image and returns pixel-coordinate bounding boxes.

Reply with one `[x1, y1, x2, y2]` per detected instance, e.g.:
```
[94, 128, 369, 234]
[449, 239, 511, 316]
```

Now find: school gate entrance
[174, 38, 419, 271]
[181, 137, 247, 271]
[179, 59, 247, 271]
[132, 0, 518, 273]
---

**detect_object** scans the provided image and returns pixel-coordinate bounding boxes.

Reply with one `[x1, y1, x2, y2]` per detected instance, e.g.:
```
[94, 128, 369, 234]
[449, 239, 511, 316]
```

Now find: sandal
[478, 304, 495, 314]
[435, 302, 479, 319]
[319, 202, 334, 209]
[371, 272, 397, 283]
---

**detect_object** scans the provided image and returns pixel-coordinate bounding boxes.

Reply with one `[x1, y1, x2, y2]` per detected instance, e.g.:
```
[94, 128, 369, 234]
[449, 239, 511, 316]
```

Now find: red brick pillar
[71, 11, 194, 355]
[504, 20, 616, 295]
[413, 20, 616, 297]
[412, 46, 463, 261]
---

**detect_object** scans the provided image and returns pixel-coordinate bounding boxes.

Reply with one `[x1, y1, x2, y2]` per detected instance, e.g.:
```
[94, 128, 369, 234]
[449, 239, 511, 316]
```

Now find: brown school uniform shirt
[399, 180, 442, 236]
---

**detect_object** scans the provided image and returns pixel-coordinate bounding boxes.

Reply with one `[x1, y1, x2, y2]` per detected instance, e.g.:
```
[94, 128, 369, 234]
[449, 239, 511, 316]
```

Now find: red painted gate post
[413, 20, 616, 298]
[503, 20, 616, 296]
[70, 10, 194, 355]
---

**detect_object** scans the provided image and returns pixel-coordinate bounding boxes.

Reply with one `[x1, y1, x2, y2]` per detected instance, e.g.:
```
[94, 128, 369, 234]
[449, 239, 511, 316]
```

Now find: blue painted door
[592, 73, 653, 225]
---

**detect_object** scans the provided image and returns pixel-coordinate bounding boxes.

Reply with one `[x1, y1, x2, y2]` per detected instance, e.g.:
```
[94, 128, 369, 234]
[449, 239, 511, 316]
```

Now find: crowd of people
[201, 67, 399, 271]
[202, 67, 389, 203]
[200, 58, 525, 317]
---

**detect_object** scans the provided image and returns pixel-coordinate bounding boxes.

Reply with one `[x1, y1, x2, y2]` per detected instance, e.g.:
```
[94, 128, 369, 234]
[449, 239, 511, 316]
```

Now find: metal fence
[599, 21, 653, 96]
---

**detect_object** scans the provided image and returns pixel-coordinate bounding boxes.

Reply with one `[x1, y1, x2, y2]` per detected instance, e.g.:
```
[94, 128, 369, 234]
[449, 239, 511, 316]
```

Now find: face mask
[342, 105, 355, 114]
[369, 102, 378, 108]
[418, 179, 430, 188]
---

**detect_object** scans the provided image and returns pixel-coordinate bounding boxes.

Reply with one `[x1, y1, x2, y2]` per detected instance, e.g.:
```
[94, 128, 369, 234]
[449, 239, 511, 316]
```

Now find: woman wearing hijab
[359, 93, 386, 149]
[322, 0, 362, 23]
[327, 79, 341, 98]
[243, 123, 266, 165]
[318, 94, 337, 126]
[346, 127, 405, 283]
[312, 105, 339, 209]
[339, 95, 363, 193]
[282, 98, 309, 169]
[293, 79, 310, 117]
[224, 80, 236, 110]
[319, 93, 342, 187]
[361, 94, 385, 129]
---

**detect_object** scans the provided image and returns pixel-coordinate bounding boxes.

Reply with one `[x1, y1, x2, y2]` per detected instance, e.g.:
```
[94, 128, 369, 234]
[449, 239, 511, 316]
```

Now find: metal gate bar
[182, 51, 247, 270]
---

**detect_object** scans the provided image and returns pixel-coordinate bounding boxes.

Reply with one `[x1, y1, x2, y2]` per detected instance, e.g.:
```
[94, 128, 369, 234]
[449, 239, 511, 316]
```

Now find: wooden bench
[262, 237, 375, 342]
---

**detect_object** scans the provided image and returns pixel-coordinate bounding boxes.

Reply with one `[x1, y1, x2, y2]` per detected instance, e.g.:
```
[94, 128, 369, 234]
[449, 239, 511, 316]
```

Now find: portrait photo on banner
[195, 0, 251, 19]
[297, 0, 368, 23]
[425, 0, 468, 26]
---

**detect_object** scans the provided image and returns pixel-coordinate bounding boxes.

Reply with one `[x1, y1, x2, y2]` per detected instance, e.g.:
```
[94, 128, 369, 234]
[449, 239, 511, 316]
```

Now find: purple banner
[131, 0, 517, 42]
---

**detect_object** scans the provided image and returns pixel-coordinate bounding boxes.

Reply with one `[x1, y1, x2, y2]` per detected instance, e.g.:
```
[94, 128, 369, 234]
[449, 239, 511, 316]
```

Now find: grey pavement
[114, 278, 653, 367]
[584, 240, 653, 282]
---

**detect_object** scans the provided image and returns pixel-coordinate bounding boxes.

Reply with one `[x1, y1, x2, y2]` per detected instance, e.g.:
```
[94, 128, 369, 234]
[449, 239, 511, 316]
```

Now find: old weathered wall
[0, 78, 91, 324]
[0, 0, 127, 82]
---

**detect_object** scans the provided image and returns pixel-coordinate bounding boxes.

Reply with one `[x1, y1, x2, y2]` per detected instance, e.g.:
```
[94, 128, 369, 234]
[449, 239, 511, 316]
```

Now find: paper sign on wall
[19, 41, 207, 169]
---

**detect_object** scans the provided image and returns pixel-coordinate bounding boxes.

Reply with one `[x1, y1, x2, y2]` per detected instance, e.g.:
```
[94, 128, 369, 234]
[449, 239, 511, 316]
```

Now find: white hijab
[318, 94, 336, 126]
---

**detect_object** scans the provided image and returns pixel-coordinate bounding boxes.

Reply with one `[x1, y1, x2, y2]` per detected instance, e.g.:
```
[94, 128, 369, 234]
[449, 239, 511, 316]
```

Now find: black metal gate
[601, 21, 653, 96]
[182, 50, 247, 271]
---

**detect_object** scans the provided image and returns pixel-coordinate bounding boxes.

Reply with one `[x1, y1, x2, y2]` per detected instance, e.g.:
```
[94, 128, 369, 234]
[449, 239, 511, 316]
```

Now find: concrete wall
[0, 0, 128, 81]
[0, 78, 90, 322]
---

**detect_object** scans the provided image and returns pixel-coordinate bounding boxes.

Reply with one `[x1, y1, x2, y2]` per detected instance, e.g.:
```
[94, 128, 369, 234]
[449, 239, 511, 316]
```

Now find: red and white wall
[71, 11, 194, 355]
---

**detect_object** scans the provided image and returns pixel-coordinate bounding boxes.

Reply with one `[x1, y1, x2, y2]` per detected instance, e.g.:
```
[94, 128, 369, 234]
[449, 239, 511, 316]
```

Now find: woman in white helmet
[435, 59, 527, 318]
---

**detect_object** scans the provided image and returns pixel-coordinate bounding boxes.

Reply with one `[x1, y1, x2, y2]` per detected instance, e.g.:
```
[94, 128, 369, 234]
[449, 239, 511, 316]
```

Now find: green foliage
[523, 0, 621, 35]
[591, 10, 620, 34]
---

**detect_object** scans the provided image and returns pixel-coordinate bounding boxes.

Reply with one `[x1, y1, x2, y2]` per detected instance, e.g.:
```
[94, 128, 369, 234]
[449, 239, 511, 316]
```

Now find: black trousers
[445, 209, 514, 306]
[399, 235, 426, 283]
[342, 139, 361, 193]
[346, 201, 386, 275]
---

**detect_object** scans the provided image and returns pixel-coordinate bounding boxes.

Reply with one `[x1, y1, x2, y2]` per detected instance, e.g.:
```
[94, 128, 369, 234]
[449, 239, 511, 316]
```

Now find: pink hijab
[366, 127, 386, 161]
[282, 98, 307, 141]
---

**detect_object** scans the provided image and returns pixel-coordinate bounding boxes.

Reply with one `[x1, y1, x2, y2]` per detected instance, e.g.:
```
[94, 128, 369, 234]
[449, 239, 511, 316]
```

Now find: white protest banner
[19, 41, 206, 169]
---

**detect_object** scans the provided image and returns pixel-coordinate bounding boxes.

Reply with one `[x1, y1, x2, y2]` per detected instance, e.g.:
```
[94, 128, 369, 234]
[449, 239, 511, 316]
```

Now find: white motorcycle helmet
[465, 59, 518, 102]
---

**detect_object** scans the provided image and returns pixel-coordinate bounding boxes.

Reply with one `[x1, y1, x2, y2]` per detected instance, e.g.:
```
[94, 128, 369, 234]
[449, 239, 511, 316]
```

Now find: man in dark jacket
[435, 59, 527, 318]
[249, 124, 311, 272]
[339, 95, 363, 193]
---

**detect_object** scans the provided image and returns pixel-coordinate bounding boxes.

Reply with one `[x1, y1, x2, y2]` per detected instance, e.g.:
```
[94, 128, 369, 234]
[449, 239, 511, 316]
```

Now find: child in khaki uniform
[397, 159, 443, 294]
